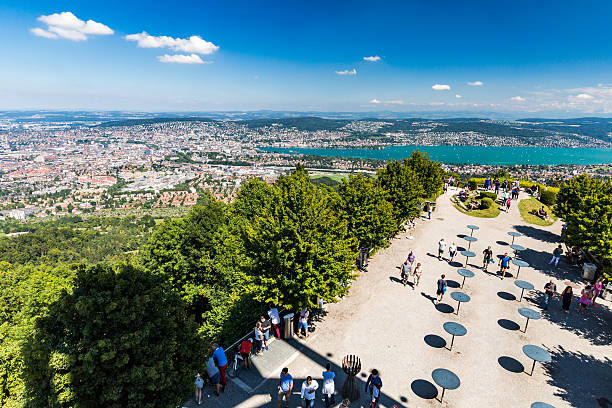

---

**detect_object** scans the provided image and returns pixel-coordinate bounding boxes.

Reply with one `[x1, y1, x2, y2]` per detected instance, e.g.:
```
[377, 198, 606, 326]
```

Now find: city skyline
[1, 1, 612, 115]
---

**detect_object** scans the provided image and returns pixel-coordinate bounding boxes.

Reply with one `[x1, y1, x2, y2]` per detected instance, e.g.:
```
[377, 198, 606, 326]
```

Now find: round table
[450, 291, 471, 315]
[461, 250, 476, 267]
[531, 402, 556, 408]
[457, 268, 475, 288]
[507, 231, 521, 244]
[522, 345, 551, 376]
[518, 307, 541, 333]
[463, 235, 478, 250]
[443, 321, 467, 351]
[431, 368, 460, 403]
[467, 225, 479, 236]
[512, 259, 530, 279]
[510, 244, 526, 254]
[514, 280, 535, 302]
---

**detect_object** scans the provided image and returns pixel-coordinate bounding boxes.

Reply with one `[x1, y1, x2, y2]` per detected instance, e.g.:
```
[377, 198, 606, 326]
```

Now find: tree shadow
[497, 319, 520, 331]
[497, 291, 517, 301]
[421, 292, 436, 304]
[435, 303, 454, 314]
[446, 279, 461, 289]
[424, 334, 447, 349]
[513, 225, 560, 244]
[544, 346, 612, 408]
[519, 248, 583, 283]
[410, 379, 438, 400]
[498, 356, 525, 373]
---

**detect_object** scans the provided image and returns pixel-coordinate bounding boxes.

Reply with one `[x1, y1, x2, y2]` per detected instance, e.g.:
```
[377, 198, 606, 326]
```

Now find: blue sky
[1, 0, 611, 115]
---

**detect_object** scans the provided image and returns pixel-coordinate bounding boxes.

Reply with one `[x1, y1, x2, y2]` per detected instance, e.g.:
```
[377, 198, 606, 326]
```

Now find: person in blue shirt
[499, 253, 512, 279]
[322, 363, 336, 407]
[211, 343, 228, 392]
[277, 367, 293, 408]
[365, 369, 382, 401]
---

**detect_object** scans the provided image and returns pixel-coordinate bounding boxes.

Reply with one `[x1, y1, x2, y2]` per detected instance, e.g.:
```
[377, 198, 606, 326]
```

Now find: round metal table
[522, 345, 551, 376]
[514, 280, 534, 302]
[531, 402, 556, 408]
[431, 368, 460, 403]
[443, 321, 467, 351]
[518, 307, 541, 333]
[457, 268, 475, 288]
[510, 244, 526, 254]
[463, 235, 478, 250]
[512, 259, 530, 279]
[460, 250, 476, 267]
[450, 291, 471, 315]
[507, 231, 521, 244]
[467, 224, 479, 236]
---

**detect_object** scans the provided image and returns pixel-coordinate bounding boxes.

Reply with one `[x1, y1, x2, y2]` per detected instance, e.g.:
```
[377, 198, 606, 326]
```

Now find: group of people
[544, 277, 605, 314]
[276, 365, 353, 408]
[400, 250, 422, 288]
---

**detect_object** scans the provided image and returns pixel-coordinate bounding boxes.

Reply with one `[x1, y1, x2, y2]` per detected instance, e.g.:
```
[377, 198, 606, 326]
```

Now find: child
[579, 289, 591, 314]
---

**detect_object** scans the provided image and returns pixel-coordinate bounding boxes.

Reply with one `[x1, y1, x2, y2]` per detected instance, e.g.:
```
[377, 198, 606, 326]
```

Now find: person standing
[438, 238, 447, 261]
[259, 315, 271, 350]
[543, 279, 557, 310]
[412, 263, 423, 289]
[449, 242, 457, 262]
[254, 322, 264, 355]
[300, 376, 319, 408]
[277, 367, 293, 408]
[206, 356, 222, 396]
[592, 278, 604, 307]
[549, 245, 563, 268]
[298, 308, 310, 338]
[579, 288, 591, 314]
[194, 373, 204, 405]
[370, 383, 381, 408]
[436, 274, 447, 303]
[239, 338, 253, 369]
[400, 260, 412, 287]
[211, 343, 228, 392]
[322, 363, 336, 407]
[365, 369, 382, 402]
[268, 306, 281, 339]
[482, 246, 493, 271]
[499, 253, 512, 279]
[561, 286, 573, 313]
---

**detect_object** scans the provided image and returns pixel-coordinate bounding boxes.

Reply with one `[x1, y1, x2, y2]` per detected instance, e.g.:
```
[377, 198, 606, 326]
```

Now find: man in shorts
[436, 274, 447, 303]
[499, 253, 512, 279]
[482, 246, 493, 271]
[438, 238, 447, 261]
[206, 356, 222, 396]
[277, 367, 293, 408]
[239, 338, 253, 369]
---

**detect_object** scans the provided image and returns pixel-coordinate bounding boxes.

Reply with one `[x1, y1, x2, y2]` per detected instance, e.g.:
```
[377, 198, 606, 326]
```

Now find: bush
[480, 197, 494, 209]
[468, 179, 478, 190]
[479, 191, 497, 200]
[539, 189, 557, 206]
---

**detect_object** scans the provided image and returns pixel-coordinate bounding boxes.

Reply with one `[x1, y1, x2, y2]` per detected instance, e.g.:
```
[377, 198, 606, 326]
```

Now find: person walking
[449, 242, 457, 262]
[206, 355, 222, 396]
[211, 343, 228, 392]
[561, 286, 573, 313]
[194, 373, 204, 405]
[400, 260, 412, 287]
[277, 367, 293, 408]
[438, 238, 447, 261]
[268, 305, 281, 339]
[407, 250, 416, 266]
[322, 363, 336, 407]
[543, 279, 557, 310]
[579, 288, 591, 314]
[298, 308, 310, 338]
[300, 376, 319, 408]
[592, 278, 604, 307]
[483, 246, 493, 271]
[436, 274, 447, 303]
[365, 369, 382, 402]
[499, 253, 512, 279]
[412, 263, 423, 289]
[549, 245, 564, 268]
[254, 322, 264, 355]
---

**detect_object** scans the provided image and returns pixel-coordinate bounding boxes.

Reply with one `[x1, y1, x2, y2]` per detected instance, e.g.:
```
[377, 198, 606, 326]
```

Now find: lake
[258, 145, 612, 165]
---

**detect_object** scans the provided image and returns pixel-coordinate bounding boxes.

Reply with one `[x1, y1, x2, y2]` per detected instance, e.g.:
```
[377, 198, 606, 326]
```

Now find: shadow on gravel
[498, 356, 525, 373]
[435, 303, 454, 314]
[457, 234, 466, 239]
[448, 261, 463, 268]
[421, 292, 436, 304]
[497, 291, 517, 301]
[424, 334, 447, 349]
[497, 240, 509, 246]
[513, 225, 560, 244]
[498, 319, 521, 331]
[411, 379, 438, 400]
[446, 280, 461, 288]
[544, 345, 612, 408]
[519, 248, 583, 284]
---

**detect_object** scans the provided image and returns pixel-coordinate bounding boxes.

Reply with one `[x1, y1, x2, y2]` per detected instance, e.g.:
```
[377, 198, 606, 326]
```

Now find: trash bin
[604, 283, 612, 302]
[283, 313, 294, 339]
[582, 263, 596, 280]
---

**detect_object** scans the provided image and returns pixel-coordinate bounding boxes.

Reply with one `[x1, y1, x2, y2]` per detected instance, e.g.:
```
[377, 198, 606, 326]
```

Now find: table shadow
[498, 356, 525, 373]
[497, 291, 517, 301]
[424, 334, 447, 349]
[410, 379, 438, 399]
[446, 280, 461, 288]
[497, 240, 509, 246]
[435, 303, 455, 314]
[498, 318, 521, 331]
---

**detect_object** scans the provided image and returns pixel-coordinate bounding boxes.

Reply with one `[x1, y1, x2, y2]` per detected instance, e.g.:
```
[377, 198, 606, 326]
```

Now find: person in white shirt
[268, 306, 281, 339]
[438, 238, 447, 261]
[300, 376, 319, 407]
[449, 242, 457, 262]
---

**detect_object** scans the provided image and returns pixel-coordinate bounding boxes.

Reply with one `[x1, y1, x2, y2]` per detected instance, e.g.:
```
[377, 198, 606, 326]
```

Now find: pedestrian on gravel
[483, 246, 493, 271]
[268, 305, 281, 339]
[438, 238, 447, 261]
[211, 343, 228, 392]
[579, 288, 591, 314]
[298, 308, 310, 338]
[548, 245, 563, 268]
[412, 263, 423, 289]
[322, 363, 336, 407]
[206, 356, 222, 396]
[561, 286, 573, 313]
[365, 369, 382, 401]
[499, 253, 512, 279]
[277, 367, 293, 408]
[254, 322, 264, 355]
[436, 274, 447, 302]
[259, 315, 271, 350]
[407, 251, 416, 265]
[543, 279, 557, 310]
[194, 373, 204, 405]
[300, 376, 319, 408]
[449, 242, 457, 262]
[592, 278, 604, 307]
[400, 260, 412, 287]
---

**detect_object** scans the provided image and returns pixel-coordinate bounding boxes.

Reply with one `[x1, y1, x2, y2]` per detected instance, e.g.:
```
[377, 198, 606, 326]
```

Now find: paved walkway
[187, 189, 612, 408]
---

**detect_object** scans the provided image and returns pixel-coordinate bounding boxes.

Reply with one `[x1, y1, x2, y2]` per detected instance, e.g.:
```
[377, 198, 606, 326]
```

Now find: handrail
[224, 307, 287, 353]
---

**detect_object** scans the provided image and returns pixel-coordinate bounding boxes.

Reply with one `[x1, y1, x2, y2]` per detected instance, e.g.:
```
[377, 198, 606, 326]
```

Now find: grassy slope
[451, 195, 501, 218]
[518, 197, 558, 226]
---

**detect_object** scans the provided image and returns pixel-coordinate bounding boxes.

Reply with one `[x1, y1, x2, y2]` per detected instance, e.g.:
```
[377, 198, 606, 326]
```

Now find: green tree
[404, 150, 444, 198]
[377, 160, 425, 222]
[25, 263, 203, 408]
[240, 166, 357, 310]
[337, 174, 397, 249]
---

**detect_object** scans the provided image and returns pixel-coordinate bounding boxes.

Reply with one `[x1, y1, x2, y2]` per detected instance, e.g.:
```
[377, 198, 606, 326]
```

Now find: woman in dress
[561, 286, 573, 313]
[322, 363, 336, 407]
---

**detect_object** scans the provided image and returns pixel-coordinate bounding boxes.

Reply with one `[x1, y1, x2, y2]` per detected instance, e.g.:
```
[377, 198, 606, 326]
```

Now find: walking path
[187, 189, 611, 408]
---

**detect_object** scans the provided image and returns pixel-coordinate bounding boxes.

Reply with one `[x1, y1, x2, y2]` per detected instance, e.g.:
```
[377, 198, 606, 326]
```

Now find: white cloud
[575, 93, 594, 100]
[158, 54, 211, 64]
[369, 99, 381, 104]
[125, 31, 219, 55]
[363, 55, 381, 62]
[432, 84, 450, 91]
[335, 68, 357, 76]
[455, 94, 462, 98]
[386, 100, 405, 105]
[467, 81, 483, 86]
[31, 11, 113, 41]
[510, 96, 525, 101]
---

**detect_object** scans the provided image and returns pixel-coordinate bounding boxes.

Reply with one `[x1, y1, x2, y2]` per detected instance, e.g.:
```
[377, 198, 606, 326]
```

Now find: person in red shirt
[239, 338, 253, 369]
